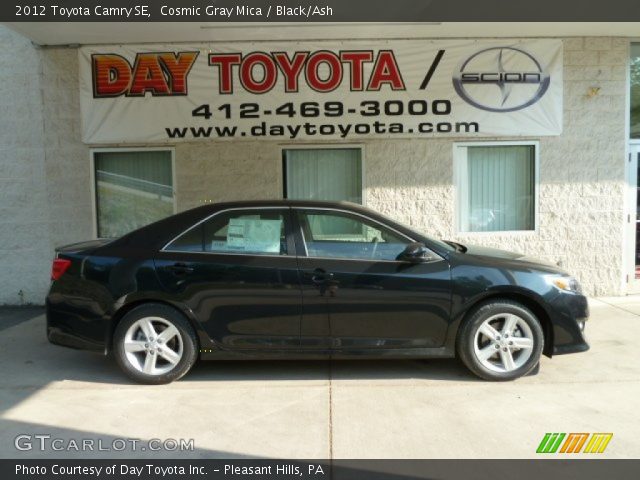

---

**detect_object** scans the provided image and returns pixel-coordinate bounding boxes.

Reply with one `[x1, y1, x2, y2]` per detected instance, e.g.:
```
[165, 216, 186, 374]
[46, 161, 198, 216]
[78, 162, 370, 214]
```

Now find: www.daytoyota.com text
[166, 99, 479, 139]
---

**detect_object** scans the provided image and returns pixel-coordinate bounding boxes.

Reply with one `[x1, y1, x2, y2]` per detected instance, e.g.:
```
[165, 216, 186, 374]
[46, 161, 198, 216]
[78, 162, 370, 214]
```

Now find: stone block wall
[368, 36, 627, 297]
[0, 27, 91, 304]
[0, 27, 50, 304]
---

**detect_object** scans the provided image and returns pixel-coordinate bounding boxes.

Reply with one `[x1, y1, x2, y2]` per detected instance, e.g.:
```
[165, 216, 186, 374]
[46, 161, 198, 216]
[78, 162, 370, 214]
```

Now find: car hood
[458, 244, 567, 274]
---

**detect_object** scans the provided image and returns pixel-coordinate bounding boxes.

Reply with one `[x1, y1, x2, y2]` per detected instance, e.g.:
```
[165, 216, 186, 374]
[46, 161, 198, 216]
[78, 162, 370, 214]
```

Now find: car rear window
[164, 210, 288, 255]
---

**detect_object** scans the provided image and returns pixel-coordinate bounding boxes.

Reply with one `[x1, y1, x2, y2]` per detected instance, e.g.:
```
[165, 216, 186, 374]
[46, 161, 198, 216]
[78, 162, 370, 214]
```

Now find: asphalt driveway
[0, 297, 638, 459]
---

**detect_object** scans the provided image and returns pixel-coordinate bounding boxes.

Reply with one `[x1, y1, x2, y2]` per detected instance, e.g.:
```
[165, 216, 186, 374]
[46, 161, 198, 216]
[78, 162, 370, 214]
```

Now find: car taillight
[51, 258, 71, 281]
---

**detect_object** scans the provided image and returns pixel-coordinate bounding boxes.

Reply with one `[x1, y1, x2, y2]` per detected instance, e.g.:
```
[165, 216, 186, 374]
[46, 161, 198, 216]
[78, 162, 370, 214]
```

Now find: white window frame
[280, 144, 366, 206]
[624, 41, 640, 290]
[453, 140, 540, 235]
[90, 147, 177, 239]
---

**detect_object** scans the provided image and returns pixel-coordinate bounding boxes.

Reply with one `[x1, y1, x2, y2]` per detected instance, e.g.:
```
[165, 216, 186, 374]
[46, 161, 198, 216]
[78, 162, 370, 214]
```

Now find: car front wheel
[113, 304, 198, 384]
[456, 300, 544, 381]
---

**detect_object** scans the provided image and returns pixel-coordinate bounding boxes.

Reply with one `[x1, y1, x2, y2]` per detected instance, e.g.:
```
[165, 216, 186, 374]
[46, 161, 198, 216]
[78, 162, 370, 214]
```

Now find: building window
[283, 148, 362, 203]
[93, 149, 174, 238]
[631, 43, 640, 139]
[456, 143, 537, 233]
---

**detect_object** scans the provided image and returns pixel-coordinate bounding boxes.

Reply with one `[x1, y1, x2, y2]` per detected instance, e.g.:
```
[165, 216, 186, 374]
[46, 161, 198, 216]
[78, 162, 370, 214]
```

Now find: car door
[294, 208, 451, 351]
[154, 207, 302, 350]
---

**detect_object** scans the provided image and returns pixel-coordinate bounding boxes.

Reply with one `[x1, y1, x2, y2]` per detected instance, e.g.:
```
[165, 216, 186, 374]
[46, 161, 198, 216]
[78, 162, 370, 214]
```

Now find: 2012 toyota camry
[46, 200, 589, 384]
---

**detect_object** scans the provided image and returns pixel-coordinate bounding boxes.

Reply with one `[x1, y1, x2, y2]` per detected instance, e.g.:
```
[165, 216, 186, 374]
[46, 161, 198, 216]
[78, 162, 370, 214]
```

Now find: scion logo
[453, 46, 550, 112]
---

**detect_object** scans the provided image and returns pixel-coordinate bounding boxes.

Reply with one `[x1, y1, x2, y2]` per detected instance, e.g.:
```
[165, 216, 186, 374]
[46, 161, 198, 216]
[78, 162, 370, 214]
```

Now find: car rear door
[293, 208, 451, 351]
[154, 207, 302, 350]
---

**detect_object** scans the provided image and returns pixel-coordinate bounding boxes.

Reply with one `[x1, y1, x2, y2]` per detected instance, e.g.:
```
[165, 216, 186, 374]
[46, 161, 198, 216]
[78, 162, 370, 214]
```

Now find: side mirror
[397, 242, 430, 263]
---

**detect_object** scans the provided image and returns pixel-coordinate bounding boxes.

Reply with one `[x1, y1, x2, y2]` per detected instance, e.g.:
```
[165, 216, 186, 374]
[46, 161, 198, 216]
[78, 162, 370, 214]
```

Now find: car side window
[298, 210, 410, 261]
[165, 210, 288, 255]
[165, 224, 203, 252]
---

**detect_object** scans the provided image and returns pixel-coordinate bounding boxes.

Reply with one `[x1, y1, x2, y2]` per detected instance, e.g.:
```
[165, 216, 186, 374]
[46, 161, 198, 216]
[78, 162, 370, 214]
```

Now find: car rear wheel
[113, 304, 198, 384]
[456, 300, 544, 381]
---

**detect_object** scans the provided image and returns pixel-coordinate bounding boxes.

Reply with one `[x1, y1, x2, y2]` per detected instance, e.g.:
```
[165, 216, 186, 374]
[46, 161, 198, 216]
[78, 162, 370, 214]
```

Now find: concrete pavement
[0, 298, 638, 459]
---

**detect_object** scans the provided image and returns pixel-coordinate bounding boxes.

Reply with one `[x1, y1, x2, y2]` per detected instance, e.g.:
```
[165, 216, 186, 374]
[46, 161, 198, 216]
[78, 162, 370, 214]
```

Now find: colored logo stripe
[584, 433, 613, 453]
[537, 433, 566, 453]
[537, 433, 613, 453]
[560, 433, 589, 453]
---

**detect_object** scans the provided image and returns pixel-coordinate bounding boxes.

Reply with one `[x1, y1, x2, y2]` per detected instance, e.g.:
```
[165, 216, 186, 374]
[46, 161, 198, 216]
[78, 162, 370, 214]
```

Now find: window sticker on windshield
[222, 218, 282, 253]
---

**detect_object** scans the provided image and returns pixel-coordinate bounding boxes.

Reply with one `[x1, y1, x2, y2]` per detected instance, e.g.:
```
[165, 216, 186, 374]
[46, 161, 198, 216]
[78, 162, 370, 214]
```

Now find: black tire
[113, 303, 198, 385]
[456, 299, 544, 381]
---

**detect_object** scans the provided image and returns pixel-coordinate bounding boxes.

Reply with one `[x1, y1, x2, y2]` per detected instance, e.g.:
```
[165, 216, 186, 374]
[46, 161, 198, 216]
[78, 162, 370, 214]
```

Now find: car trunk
[55, 239, 113, 255]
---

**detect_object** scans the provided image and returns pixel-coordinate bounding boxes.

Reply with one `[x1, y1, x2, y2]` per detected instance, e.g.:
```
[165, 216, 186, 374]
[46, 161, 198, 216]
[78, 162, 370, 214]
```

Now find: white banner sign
[79, 39, 563, 143]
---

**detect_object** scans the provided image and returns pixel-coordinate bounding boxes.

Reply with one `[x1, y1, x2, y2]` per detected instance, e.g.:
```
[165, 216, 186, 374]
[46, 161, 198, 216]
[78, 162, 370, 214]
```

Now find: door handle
[307, 268, 333, 285]
[167, 262, 194, 275]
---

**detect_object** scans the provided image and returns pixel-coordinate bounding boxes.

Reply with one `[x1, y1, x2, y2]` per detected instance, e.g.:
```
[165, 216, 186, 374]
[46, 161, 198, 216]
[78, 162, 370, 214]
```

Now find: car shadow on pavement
[0, 307, 45, 332]
[186, 358, 480, 383]
[1, 310, 482, 393]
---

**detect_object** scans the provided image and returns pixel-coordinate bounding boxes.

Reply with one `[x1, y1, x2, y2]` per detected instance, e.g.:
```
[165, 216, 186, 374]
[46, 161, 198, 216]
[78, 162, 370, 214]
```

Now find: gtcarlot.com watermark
[14, 434, 194, 453]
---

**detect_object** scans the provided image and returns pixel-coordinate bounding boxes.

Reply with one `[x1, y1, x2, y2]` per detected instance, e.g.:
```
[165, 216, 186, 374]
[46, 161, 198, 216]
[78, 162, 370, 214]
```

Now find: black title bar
[4, 459, 640, 480]
[3, 0, 640, 22]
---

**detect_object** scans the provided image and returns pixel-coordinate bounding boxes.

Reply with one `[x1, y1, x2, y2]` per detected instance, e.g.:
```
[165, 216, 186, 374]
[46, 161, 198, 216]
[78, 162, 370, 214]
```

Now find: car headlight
[546, 275, 583, 294]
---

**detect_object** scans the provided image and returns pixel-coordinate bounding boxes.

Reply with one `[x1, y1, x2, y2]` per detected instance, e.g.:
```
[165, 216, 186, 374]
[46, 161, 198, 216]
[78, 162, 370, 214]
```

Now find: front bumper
[547, 291, 590, 356]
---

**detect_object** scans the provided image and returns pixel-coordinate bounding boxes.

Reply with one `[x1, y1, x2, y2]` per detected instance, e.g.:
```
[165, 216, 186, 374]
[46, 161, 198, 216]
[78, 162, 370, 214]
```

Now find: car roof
[202, 199, 365, 210]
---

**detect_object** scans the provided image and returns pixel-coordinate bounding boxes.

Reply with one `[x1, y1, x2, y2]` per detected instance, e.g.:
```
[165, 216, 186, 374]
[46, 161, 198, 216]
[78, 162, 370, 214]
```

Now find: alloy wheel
[472, 313, 535, 373]
[123, 317, 184, 376]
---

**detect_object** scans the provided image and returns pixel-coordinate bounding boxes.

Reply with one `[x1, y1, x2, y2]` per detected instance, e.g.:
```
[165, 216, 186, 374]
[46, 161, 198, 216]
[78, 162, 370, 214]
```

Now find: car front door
[154, 207, 302, 350]
[294, 208, 451, 351]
